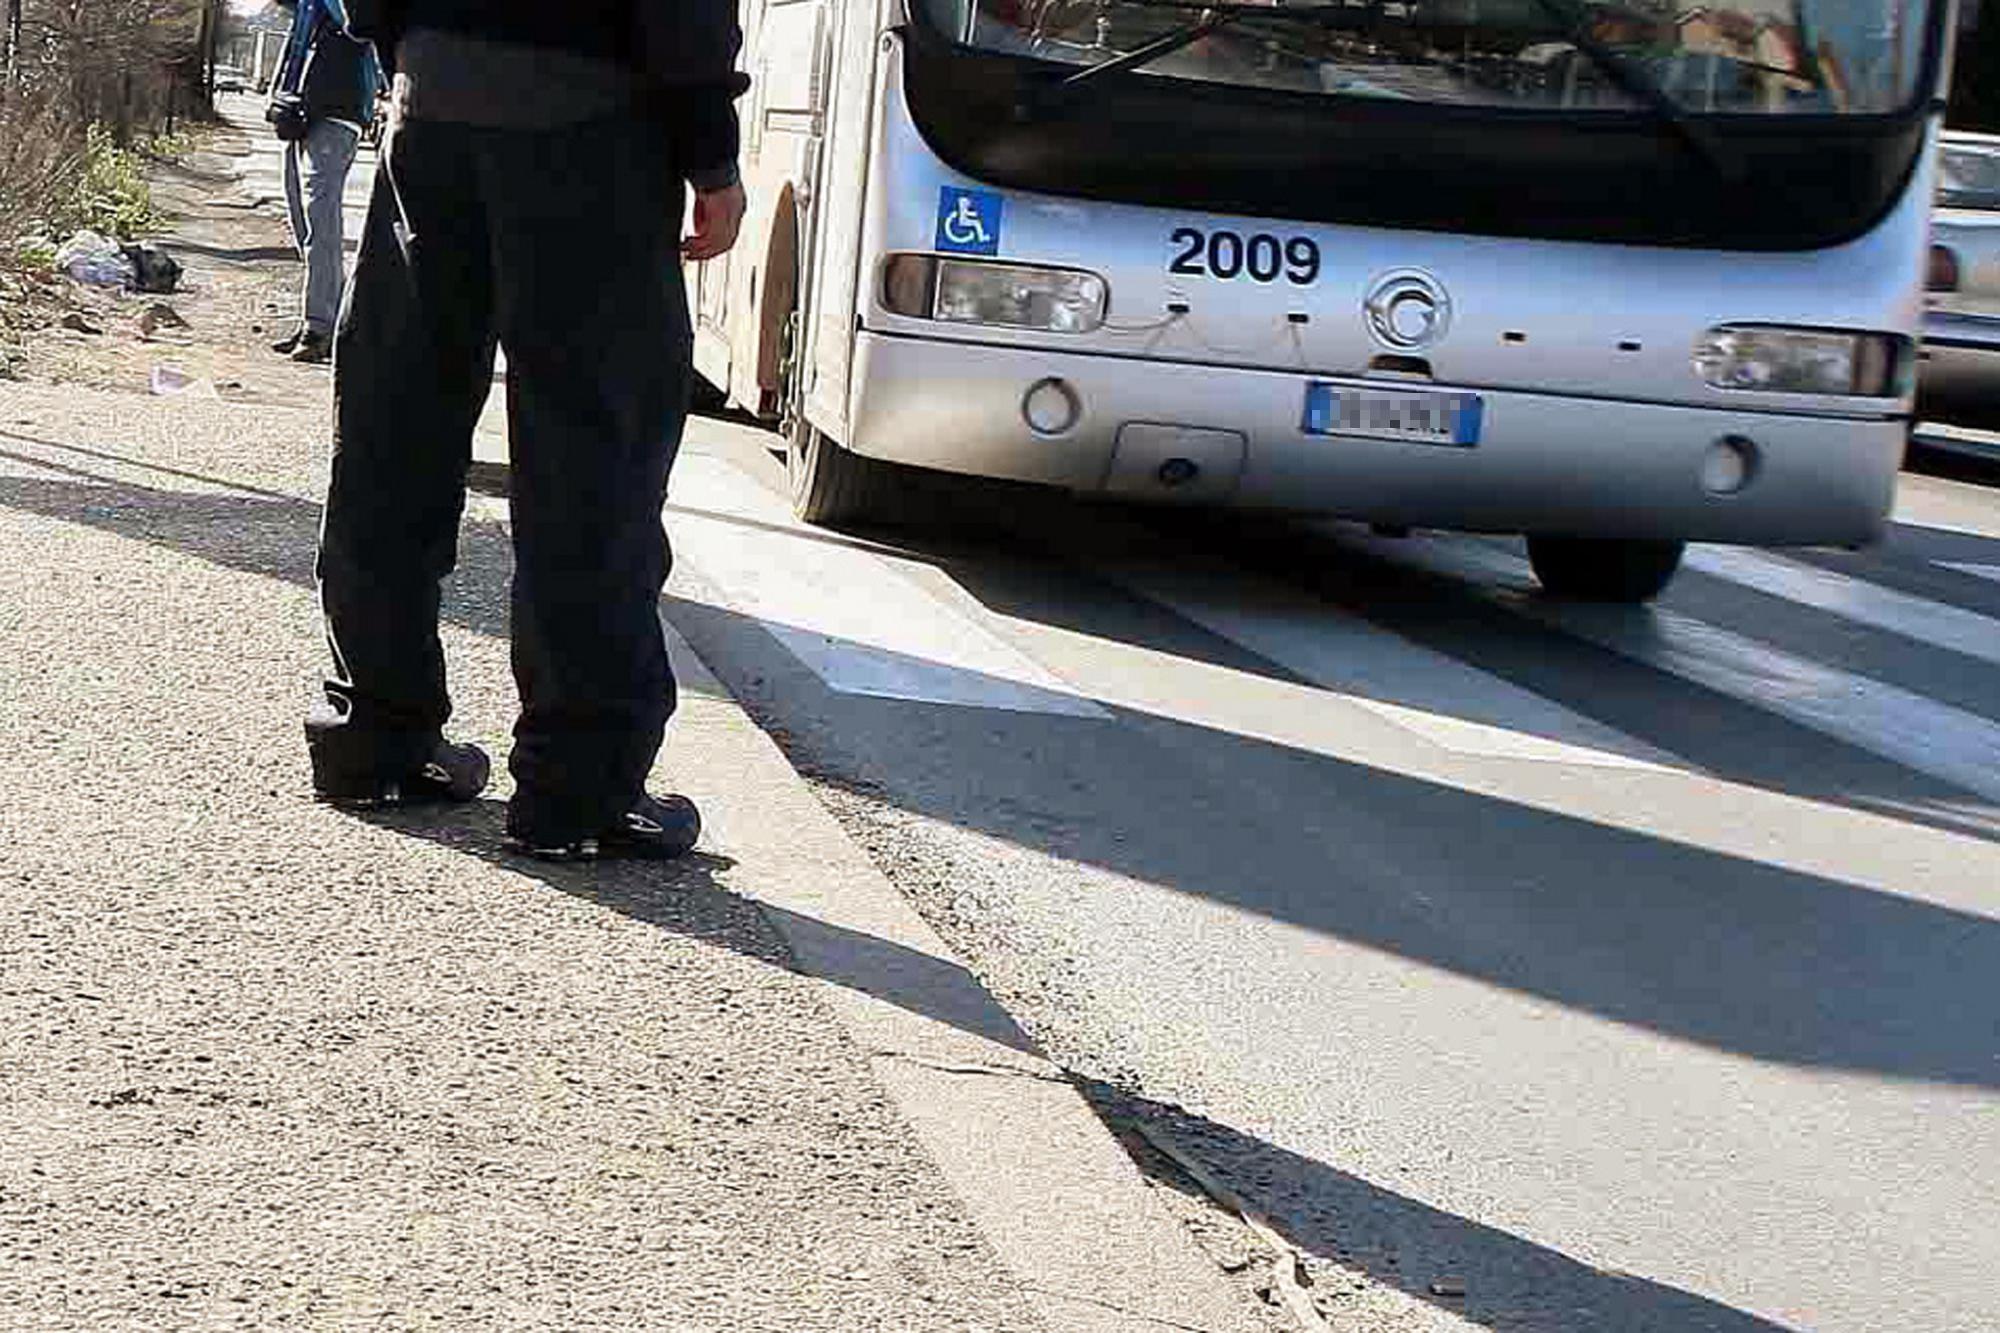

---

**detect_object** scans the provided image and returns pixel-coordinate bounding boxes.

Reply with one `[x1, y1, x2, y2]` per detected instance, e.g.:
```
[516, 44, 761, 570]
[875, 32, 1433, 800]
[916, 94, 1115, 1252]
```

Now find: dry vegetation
[3, 1, 223, 369]
[1, 0, 220, 243]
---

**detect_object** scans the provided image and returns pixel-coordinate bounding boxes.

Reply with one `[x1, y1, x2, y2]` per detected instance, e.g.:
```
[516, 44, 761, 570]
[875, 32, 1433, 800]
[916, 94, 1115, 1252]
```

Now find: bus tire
[788, 423, 913, 528]
[1526, 536, 1685, 603]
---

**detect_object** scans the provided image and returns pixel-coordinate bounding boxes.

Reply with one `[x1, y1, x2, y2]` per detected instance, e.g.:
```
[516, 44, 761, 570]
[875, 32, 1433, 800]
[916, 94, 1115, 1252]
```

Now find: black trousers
[311, 113, 690, 841]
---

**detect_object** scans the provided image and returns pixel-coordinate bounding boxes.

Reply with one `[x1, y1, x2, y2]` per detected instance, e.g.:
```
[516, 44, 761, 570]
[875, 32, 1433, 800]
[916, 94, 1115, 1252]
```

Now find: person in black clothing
[304, 0, 749, 861]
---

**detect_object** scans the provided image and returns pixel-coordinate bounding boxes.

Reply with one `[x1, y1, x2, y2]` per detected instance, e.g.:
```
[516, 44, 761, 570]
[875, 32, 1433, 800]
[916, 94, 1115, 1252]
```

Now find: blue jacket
[276, 0, 384, 125]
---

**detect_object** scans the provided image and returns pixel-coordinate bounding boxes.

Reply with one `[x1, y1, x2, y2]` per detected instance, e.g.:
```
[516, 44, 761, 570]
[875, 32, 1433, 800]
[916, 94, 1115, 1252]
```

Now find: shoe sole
[313, 785, 476, 811]
[502, 833, 698, 863]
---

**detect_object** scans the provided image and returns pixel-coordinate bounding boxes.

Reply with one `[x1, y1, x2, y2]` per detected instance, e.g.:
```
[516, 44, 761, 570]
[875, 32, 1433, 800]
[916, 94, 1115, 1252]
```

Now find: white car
[1920, 130, 2000, 456]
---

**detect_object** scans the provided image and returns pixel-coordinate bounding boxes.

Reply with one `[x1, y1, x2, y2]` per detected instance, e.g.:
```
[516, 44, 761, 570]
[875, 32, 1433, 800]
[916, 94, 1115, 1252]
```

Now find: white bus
[689, 0, 1953, 601]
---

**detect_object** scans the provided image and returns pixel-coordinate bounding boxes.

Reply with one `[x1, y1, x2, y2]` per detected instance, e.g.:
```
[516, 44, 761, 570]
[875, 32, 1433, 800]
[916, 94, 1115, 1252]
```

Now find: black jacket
[351, 0, 748, 178]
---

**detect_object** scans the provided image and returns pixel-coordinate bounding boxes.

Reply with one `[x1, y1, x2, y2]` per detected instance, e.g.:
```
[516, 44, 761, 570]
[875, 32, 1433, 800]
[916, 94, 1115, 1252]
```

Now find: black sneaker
[312, 739, 491, 809]
[506, 793, 702, 863]
[290, 330, 332, 364]
[269, 326, 304, 355]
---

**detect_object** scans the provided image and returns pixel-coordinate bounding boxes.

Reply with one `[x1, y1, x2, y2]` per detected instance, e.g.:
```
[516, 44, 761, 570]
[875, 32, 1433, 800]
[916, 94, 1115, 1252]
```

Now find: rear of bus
[826, 0, 1947, 597]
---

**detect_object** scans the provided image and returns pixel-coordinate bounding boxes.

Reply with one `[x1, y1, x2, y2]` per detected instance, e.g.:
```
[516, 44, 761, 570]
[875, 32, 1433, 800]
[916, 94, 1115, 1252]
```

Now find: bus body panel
[700, 11, 1935, 550]
[692, 0, 829, 415]
[848, 331, 1901, 545]
[856, 37, 1930, 421]
[799, 0, 894, 436]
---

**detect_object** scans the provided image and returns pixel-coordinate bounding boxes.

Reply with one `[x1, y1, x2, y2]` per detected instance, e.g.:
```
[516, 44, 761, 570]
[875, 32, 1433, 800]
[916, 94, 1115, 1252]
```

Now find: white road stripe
[1940, 561, 2000, 586]
[672, 452, 1676, 764]
[667, 456, 1109, 719]
[1099, 556, 1680, 770]
[1684, 547, 2000, 667]
[1359, 534, 2000, 805]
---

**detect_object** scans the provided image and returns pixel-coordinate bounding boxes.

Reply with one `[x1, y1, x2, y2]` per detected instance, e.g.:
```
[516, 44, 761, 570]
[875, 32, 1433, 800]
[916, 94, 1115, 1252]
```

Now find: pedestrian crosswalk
[1084, 551, 1679, 772]
[665, 448, 2000, 818]
[1683, 545, 2000, 668]
[1340, 530, 2000, 806]
[668, 456, 1109, 719]
[658, 443, 1998, 1333]
[1942, 561, 2000, 586]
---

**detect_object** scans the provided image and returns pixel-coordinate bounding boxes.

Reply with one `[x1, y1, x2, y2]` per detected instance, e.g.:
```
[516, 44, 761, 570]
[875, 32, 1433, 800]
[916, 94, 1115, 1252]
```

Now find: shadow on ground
[355, 799, 1796, 1333]
[3, 421, 1975, 1333]
[7, 429, 1998, 1091]
[1086, 1080, 1795, 1333]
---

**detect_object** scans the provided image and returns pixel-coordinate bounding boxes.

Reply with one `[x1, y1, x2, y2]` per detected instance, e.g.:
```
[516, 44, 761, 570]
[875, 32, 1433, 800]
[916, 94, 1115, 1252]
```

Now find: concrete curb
[662, 621, 1265, 1333]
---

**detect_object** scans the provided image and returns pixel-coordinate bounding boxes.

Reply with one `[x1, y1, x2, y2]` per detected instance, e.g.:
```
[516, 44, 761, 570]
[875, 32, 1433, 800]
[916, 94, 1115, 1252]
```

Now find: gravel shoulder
[0, 104, 1298, 1332]
[3, 126, 1071, 1317]
[0, 382, 1060, 1331]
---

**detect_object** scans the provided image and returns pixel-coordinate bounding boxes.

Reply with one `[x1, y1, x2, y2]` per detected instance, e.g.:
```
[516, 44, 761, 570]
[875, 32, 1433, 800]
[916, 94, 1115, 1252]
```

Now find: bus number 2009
[1168, 228, 1321, 286]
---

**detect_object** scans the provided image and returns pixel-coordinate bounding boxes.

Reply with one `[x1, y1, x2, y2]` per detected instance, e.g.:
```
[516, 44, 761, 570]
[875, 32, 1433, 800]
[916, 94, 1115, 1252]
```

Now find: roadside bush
[138, 128, 195, 162]
[1, 114, 160, 265]
[13, 235, 57, 271]
[49, 124, 161, 240]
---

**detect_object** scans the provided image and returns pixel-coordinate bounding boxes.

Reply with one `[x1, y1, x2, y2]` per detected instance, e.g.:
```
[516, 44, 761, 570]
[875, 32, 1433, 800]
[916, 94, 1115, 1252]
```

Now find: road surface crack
[1129, 1121, 1334, 1333]
[870, 1050, 1071, 1083]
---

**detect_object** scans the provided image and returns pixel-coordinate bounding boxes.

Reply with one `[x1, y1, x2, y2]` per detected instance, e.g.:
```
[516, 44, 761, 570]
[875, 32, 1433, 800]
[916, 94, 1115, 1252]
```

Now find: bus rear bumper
[845, 331, 1903, 546]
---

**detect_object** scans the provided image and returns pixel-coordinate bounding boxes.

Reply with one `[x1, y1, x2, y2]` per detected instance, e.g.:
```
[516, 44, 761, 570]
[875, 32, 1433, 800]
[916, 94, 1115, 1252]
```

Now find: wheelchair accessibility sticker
[936, 186, 1003, 256]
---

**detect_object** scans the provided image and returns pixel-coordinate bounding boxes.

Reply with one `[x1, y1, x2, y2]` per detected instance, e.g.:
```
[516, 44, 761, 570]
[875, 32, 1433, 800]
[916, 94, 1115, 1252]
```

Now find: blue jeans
[282, 118, 361, 335]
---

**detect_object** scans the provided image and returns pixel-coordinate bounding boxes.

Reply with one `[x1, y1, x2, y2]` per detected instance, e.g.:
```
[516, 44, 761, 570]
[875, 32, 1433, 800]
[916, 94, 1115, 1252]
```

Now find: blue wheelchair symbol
[936, 187, 1003, 256]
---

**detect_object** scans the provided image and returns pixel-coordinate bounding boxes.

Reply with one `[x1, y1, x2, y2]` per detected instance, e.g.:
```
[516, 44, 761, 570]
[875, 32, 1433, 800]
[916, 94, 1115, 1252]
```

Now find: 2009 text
[1169, 228, 1321, 286]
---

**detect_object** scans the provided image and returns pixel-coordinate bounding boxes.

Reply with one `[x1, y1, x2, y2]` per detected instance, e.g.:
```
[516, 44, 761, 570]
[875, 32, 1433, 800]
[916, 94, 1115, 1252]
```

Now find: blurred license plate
[1302, 383, 1482, 446]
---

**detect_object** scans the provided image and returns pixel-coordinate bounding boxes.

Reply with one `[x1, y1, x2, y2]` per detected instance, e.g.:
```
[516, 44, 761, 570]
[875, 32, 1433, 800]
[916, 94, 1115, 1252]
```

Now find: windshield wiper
[1520, 0, 1737, 183]
[1011, 0, 1398, 120]
[1017, 4, 1246, 119]
[1061, 6, 1240, 89]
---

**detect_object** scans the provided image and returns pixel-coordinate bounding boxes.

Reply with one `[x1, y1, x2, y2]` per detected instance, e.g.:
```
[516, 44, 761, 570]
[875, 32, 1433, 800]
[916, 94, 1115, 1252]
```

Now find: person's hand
[683, 181, 746, 263]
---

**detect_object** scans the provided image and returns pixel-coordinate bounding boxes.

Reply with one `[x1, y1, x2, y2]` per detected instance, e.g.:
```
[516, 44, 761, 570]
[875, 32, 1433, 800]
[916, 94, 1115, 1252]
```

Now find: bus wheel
[1526, 536, 1686, 603]
[788, 422, 912, 528]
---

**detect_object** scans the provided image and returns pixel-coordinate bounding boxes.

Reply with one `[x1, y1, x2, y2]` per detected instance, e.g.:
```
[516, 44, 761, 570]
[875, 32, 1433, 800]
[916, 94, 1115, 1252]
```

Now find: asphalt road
[660, 418, 2000, 1333]
[200, 89, 2000, 1327]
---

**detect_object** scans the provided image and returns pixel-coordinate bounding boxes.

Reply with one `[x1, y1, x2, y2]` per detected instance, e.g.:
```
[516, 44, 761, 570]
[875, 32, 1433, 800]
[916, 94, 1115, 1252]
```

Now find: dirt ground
[3, 118, 335, 412]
